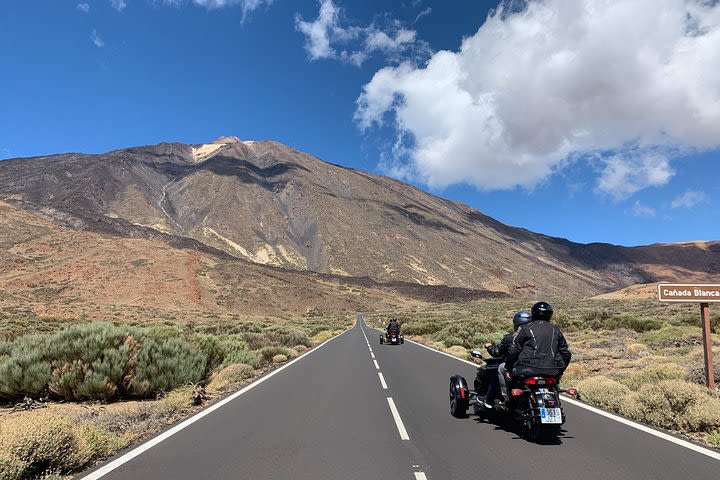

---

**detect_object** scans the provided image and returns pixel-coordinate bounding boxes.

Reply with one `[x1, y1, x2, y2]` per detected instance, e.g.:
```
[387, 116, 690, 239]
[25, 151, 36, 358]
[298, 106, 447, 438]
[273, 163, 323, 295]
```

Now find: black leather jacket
[486, 333, 513, 359]
[505, 321, 571, 374]
[387, 320, 400, 332]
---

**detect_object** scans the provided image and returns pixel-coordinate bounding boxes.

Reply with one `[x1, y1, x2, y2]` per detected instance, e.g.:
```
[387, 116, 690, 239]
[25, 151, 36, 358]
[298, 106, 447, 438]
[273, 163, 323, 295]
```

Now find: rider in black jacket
[498, 302, 572, 403]
[481, 311, 532, 408]
[387, 318, 400, 334]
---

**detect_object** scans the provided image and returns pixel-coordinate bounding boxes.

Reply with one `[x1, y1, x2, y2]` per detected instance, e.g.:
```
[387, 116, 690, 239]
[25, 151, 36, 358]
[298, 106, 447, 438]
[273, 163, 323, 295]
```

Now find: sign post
[658, 283, 719, 389]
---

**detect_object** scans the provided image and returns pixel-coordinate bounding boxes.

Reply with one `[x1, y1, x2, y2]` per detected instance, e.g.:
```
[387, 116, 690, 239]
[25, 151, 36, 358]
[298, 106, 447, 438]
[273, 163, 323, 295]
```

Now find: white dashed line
[414, 473, 428, 480]
[378, 372, 388, 389]
[373, 359, 380, 370]
[371, 352, 375, 359]
[386, 397, 410, 440]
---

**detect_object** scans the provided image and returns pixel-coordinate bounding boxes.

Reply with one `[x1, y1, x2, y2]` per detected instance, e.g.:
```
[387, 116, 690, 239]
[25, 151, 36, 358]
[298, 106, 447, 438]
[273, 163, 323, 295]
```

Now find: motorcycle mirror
[470, 350, 484, 359]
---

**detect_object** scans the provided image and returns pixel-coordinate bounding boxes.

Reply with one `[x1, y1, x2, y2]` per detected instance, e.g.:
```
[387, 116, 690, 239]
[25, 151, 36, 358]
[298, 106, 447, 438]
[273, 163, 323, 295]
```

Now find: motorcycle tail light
[565, 388, 578, 397]
[511, 388, 524, 397]
[523, 377, 557, 385]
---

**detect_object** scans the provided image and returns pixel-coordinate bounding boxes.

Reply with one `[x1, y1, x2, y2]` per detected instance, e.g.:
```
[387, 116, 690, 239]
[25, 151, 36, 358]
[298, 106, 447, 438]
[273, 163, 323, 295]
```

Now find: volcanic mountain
[0, 137, 717, 298]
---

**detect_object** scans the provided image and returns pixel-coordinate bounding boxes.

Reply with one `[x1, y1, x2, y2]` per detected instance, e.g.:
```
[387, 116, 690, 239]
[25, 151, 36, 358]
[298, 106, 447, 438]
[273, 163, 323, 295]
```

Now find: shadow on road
[469, 412, 573, 446]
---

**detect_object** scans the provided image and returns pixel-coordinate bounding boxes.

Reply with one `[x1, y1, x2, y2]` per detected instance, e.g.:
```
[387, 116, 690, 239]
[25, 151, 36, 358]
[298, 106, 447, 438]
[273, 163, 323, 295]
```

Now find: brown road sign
[657, 283, 720, 303]
[657, 283, 718, 389]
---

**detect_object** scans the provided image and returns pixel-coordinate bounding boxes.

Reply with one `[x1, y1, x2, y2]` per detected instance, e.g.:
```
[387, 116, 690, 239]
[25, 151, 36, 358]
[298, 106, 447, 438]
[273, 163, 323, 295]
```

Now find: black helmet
[512, 310, 532, 330]
[531, 301, 553, 321]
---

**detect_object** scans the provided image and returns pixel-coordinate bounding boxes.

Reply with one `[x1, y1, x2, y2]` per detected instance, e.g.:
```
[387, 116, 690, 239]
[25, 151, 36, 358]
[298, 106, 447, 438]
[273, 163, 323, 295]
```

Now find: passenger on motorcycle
[498, 301, 572, 404]
[387, 317, 400, 334]
[481, 310, 532, 408]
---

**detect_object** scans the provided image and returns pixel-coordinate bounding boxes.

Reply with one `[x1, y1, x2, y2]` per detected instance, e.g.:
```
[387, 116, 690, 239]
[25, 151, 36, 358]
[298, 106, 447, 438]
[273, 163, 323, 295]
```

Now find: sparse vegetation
[0, 315, 353, 479]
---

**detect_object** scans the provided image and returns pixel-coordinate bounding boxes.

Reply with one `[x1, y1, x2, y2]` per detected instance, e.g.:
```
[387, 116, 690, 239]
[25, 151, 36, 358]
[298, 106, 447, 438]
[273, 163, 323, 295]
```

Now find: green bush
[638, 326, 701, 346]
[259, 346, 290, 363]
[575, 376, 630, 413]
[443, 335, 463, 347]
[598, 315, 663, 333]
[130, 336, 205, 397]
[262, 326, 311, 348]
[401, 321, 444, 336]
[192, 334, 259, 376]
[620, 380, 720, 432]
[1, 323, 216, 401]
[0, 334, 52, 398]
[619, 363, 685, 390]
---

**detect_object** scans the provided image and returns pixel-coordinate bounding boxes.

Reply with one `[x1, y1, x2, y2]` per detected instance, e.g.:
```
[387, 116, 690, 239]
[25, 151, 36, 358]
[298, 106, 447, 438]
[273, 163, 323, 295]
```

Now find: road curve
[80, 316, 719, 480]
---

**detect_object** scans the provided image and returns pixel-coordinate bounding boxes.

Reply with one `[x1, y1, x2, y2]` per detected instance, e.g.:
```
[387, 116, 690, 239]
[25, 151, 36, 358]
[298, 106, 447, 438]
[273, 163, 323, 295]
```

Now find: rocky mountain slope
[0, 137, 717, 298]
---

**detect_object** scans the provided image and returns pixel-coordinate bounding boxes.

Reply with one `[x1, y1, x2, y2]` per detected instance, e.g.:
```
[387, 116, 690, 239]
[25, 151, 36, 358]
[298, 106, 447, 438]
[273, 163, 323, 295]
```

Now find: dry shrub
[620, 380, 720, 432]
[626, 343, 650, 357]
[79, 424, 128, 458]
[445, 346, 468, 359]
[294, 345, 308, 354]
[620, 363, 685, 390]
[0, 453, 26, 480]
[311, 330, 333, 345]
[575, 376, 630, 413]
[0, 412, 91, 477]
[272, 354, 288, 364]
[562, 363, 590, 383]
[208, 363, 255, 391]
[285, 348, 299, 358]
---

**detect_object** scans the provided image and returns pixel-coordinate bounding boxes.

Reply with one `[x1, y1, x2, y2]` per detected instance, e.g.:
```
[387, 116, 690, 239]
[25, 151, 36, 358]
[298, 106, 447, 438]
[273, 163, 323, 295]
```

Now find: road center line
[414, 473, 428, 480]
[371, 352, 375, 359]
[378, 372, 388, 389]
[386, 397, 410, 440]
[373, 359, 380, 370]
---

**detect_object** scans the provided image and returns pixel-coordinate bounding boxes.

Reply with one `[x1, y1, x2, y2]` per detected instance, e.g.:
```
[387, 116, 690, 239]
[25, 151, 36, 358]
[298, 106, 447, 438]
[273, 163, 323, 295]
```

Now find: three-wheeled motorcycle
[449, 350, 576, 442]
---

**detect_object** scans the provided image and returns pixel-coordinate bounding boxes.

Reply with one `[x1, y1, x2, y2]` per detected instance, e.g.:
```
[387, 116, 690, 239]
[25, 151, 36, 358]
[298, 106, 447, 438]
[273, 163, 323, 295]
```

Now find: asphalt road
[81, 316, 720, 480]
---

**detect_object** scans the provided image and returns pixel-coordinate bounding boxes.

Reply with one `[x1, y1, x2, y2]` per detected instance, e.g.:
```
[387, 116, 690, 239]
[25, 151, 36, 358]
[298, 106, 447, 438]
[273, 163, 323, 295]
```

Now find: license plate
[540, 407, 562, 424]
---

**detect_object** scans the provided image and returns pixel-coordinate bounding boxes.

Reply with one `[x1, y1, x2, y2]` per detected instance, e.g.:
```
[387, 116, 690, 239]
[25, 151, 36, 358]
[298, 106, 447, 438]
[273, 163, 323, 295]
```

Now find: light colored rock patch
[329, 266, 350, 276]
[277, 244, 306, 268]
[191, 144, 226, 163]
[203, 227, 251, 257]
[202, 227, 287, 267]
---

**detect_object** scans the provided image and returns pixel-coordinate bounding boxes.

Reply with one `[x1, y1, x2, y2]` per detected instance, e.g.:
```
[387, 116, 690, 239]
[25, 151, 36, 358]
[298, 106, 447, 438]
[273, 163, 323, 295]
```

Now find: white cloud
[631, 201, 656, 218]
[162, 0, 272, 22]
[356, 0, 720, 196]
[596, 151, 675, 200]
[77, 3, 90, 13]
[414, 7, 431, 23]
[295, 0, 427, 66]
[110, 0, 127, 12]
[91, 29, 105, 48]
[671, 190, 708, 208]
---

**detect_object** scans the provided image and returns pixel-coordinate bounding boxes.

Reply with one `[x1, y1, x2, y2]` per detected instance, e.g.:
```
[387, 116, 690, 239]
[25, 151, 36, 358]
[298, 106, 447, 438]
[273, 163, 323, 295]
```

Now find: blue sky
[1, 0, 719, 246]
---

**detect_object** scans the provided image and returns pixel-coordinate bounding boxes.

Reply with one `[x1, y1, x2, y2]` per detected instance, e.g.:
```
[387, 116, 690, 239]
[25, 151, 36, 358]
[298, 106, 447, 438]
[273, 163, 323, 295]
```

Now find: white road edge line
[80, 327, 354, 479]
[414, 472, 428, 480]
[403, 337, 720, 462]
[387, 397, 410, 440]
[373, 359, 380, 370]
[378, 372, 388, 389]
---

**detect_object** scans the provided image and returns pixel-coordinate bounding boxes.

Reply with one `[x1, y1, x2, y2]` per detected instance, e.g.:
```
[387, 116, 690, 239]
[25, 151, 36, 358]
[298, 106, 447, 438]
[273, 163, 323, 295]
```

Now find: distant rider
[482, 310, 532, 408]
[498, 302, 572, 404]
[387, 317, 400, 334]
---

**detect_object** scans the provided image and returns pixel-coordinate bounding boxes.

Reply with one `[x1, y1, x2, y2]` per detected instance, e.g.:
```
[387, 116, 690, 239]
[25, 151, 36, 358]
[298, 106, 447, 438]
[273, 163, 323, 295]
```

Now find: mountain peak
[211, 136, 241, 144]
